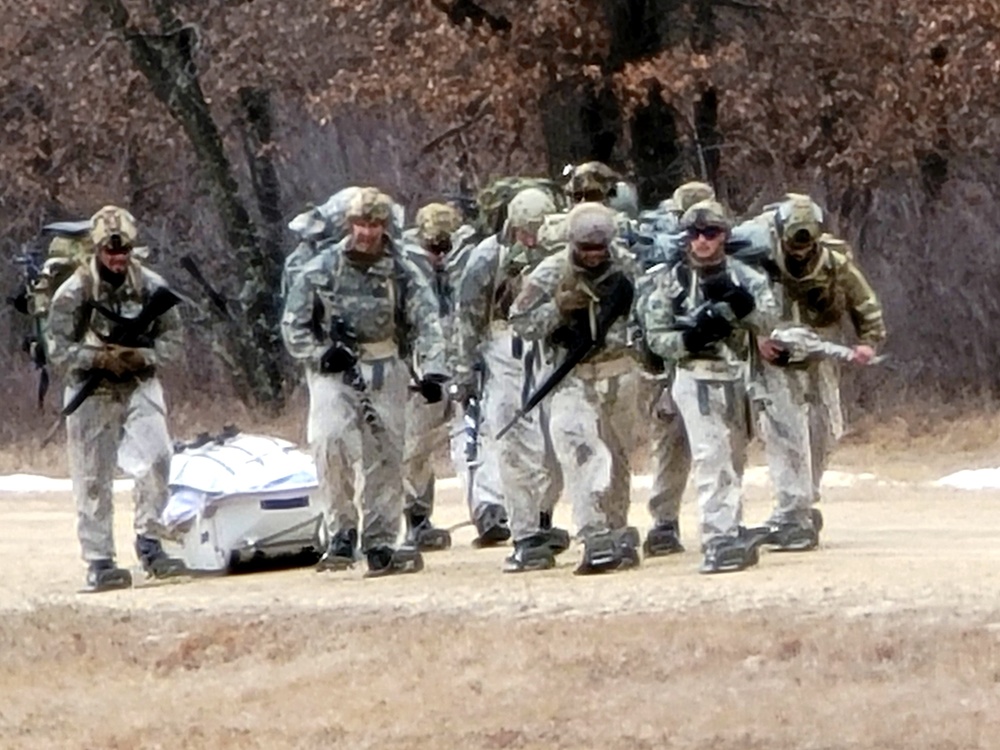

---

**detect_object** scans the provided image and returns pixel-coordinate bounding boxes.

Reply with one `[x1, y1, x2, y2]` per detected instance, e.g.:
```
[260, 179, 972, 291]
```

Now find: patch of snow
[934, 468, 1000, 491]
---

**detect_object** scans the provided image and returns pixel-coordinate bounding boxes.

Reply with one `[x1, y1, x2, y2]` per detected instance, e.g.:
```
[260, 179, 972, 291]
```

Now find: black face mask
[97, 262, 126, 288]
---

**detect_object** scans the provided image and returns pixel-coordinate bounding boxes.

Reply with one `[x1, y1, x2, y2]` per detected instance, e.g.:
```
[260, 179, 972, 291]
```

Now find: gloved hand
[700, 274, 755, 319]
[555, 280, 591, 314]
[319, 343, 357, 374]
[681, 303, 734, 353]
[418, 373, 449, 404]
[92, 345, 148, 377]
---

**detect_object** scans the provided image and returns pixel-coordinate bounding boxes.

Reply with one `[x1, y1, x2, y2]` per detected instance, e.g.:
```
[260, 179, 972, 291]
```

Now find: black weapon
[61, 286, 184, 417]
[328, 316, 384, 434]
[496, 273, 634, 440]
[179, 254, 231, 318]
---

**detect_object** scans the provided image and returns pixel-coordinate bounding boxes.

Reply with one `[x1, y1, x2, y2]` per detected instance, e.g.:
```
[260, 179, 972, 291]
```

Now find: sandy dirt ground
[3, 448, 1000, 749]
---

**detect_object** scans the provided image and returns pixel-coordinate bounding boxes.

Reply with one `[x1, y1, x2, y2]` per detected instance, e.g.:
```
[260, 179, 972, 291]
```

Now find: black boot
[538, 511, 570, 555]
[85, 559, 132, 592]
[404, 509, 452, 552]
[503, 534, 557, 573]
[472, 503, 512, 548]
[700, 529, 762, 574]
[574, 528, 641, 575]
[749, 512, 819, 552]
[643, 520, 685, 557]
[363, 544, 424, 578]
[134, 536, 187, 579]
[317, 528, 358, 571]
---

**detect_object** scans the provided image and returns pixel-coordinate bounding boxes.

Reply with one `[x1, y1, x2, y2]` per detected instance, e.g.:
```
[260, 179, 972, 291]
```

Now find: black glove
[682, 303, 734, 353]
[418, 373, 449, 404]
[319, 343, 357, 374]
[700, 273, 755, 319]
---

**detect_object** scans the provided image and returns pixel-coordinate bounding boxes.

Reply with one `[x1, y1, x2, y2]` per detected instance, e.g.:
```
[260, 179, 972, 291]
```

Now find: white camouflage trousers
[548, 368, 633, 539]
[403, 390, 500, 519]
[757, 357, 843, 520]
[637, 374, 691, 526]
[66, 378, 173, 562]
[671, 369, 748, 546]
[306, 359, 407, 551]
[487, 331, 561, 542]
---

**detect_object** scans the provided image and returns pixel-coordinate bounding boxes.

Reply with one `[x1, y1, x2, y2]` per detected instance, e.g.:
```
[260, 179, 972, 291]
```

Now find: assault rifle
[496, 273, 634, 440]
[61, 286, 185, 417]
[769, 326, 886, 367]
[327, 316, 385, 435]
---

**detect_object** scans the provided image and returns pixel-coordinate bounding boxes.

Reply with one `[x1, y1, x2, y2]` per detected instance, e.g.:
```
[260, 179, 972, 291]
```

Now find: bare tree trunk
[94, 0, 285, 409]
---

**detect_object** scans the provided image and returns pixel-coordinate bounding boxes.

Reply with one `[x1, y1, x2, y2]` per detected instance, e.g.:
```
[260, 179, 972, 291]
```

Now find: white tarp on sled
[161, 433, 323, 572]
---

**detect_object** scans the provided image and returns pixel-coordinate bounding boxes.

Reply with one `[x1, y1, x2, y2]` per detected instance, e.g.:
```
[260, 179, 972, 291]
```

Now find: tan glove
[92, 345, 148, 377]
[555, 279, 591, 314]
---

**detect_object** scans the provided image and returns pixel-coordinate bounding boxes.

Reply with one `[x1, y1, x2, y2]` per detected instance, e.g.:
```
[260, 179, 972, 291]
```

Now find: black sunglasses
[687, 226, 724, 240]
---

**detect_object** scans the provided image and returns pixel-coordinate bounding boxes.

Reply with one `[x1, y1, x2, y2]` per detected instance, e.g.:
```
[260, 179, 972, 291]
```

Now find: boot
[503, 534, 556, 573]
[538, 511, 571, 555]
[134, 536, 187, 579]
[643, 520, 685, 557]
[472, 503, 512, 548]
[317, 528, 358, 571]
[404, 509, 452, 552]
[85, 559, 132, 592]
[810, 507, 824, 532]
[574, 528, 641, 575]
[363, 544, 424, 578]
[699, 529, 762, 574]
[749, 512, 819, 552]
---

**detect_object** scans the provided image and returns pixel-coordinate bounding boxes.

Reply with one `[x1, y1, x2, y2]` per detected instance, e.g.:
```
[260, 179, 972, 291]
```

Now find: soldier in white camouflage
[455, 187, 570, 571]
[639, 200, 780, 574]
[509, 202, 642, 575]
[632, 181, 716, 557]
[46, 205, 187, 591]
[401, 202, 511, 549]
[281, 188, 449, 577]
[749, 194, 886, 549]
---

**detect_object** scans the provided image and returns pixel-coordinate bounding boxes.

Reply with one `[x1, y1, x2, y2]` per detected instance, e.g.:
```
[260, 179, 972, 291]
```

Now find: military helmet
[506, 187, 556, 231]
[414, 202, 462, 244]
[90, 205, 138, 249]
[776, 193, 823, 249]
[345, 187, 395, 224]
[476, 176, 563, 235]
[672, 181, 716, 213]
[567, 202, 617, 246]
[564, 161, 620, 200]
[679, 199, 731, 232]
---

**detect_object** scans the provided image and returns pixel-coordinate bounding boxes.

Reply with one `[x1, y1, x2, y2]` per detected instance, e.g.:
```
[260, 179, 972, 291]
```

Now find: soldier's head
[671, 181, 716, 215]
[506, 187, 556, 248]
[90, 205, 138, 274]
[346, 187, 394, 255]
[680, 199, 730, 267]
[567, 202, 616, 270]
[564, 161, 620, 204]
[414, 202, 461, 269]
[776, 193, 823, 258]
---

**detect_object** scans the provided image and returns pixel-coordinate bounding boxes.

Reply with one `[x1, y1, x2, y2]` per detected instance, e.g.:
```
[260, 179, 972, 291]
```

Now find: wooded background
[2, 0, 999, 442]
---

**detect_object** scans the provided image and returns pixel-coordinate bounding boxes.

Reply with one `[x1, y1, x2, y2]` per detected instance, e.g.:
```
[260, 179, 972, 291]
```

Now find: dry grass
[1, 606, 999, 750]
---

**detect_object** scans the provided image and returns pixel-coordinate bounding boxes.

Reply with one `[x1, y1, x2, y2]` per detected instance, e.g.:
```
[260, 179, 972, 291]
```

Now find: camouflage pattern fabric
[401, 232, 501, 518]
[639, 257, 779, 546]
[47, 259, 183, 562]
[638, 374, 692, 526]
[282, 236, 447, 549]
[455, 234, 562, 541]
[508, 244, 641, 540]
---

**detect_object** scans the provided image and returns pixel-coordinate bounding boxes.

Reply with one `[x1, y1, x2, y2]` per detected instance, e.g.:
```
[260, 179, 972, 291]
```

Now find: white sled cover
[162, 434, 322, 572]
